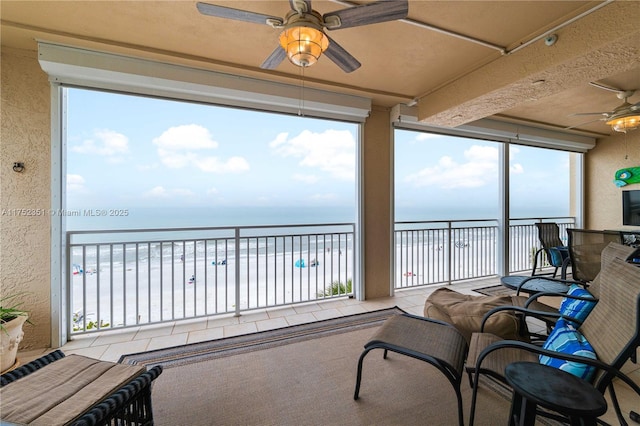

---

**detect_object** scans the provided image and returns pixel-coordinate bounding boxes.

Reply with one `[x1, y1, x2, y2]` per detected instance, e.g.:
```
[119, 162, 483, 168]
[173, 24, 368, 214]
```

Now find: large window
[394, 128, 575, 280]
[509, 144, 571, 218]
[394, 129, 500, 221]
[66, 88, 357, 230]
[394, 130, 572, 221]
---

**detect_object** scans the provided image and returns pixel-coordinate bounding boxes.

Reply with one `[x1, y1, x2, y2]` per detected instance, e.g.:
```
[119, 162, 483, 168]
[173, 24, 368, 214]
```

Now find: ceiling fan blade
[564, 118, 606, 131]
[323, 36, 361, 73]
[261, 47, 287, 69]
[568, 112, 610, 117]
[589, 81, 625, 94]
[290, 0, 312, 14]
[196, 2, 283, 26]
[324, 0, 408, 30]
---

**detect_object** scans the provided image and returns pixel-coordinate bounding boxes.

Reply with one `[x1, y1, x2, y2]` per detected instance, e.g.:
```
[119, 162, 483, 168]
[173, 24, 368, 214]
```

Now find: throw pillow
[559, 284, 597, 326]
[548, 246, 568, 266]
[539, 318, 597, 381]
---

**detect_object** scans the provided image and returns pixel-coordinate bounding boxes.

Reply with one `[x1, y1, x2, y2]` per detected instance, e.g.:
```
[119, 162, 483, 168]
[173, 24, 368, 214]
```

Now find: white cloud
[71, 129, 129, 157]
[405, 145, 499, 189]
[144, 186, 169, 198]
[153, 124, 249, 173]
[269, 129, 355, 180]
[415, 133, 440, 141]
[153, 124, 218, 150]
[143, 186, 195, 199]
[67, 174, 86, 193]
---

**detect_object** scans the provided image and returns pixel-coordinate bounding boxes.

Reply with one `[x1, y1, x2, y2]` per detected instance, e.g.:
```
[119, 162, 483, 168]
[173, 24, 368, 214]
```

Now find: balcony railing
[509, 217, 574, 274]
[67, 217, 574, 335]
[393, 217, 575, 289]
[68, 224, 354, 335]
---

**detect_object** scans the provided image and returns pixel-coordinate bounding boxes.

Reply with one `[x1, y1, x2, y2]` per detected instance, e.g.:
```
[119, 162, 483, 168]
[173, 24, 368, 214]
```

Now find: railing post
[234, 227, 241, 317]
[447, 221, 452, 285]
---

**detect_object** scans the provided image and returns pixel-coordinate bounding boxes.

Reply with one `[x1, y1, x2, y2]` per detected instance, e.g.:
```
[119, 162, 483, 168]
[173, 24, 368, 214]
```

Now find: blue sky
[395, 130, 571, 219]
[67, 88, 357, 211]
[66, 88, 570, 224]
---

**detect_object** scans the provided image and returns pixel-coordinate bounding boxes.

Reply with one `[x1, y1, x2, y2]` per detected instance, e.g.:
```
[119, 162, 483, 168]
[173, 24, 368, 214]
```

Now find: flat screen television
[622, 190, 640, 226]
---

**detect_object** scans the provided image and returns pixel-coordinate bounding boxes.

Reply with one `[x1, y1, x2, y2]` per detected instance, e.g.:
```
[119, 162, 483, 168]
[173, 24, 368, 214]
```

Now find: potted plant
[1, 293, 30, 373]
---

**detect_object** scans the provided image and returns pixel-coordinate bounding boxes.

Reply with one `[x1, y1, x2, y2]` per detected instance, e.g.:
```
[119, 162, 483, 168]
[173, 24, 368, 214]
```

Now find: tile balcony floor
[16, 276, 640, 424]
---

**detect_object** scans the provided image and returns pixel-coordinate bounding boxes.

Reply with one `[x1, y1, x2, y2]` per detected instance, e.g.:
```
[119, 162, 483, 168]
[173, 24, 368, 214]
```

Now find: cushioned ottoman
[424, 287, 524, 344]
[0, 350, 162, 426]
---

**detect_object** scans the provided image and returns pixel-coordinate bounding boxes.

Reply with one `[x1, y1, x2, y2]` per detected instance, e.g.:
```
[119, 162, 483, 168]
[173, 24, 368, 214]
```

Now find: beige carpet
[120, 308, 528, 426]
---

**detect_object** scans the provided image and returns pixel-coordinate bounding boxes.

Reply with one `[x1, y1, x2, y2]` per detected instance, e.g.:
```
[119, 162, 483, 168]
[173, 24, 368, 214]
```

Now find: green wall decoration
[614, 166, 640, 187]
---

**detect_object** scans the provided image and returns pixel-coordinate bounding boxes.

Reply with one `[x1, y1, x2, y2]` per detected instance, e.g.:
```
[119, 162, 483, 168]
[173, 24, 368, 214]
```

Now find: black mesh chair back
[536, 222, 564, 250]
[567, 228, 623, 283]
[532, 222, 568, 277]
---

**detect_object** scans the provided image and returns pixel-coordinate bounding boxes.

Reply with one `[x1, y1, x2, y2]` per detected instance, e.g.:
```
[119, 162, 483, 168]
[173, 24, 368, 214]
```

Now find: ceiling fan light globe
[279, 26, 329, 68]
[607, 115, 640, 133]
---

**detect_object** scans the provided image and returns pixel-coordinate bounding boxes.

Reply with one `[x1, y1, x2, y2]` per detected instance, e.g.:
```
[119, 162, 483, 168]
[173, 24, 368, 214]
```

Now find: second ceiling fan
[570, 82, 640, 133]
[196, 0, 409, 73]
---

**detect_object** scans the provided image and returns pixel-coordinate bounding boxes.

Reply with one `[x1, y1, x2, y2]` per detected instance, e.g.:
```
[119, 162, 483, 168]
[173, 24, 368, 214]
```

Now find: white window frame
[390, 104, 589, 277]
[41, 41, 370, 346]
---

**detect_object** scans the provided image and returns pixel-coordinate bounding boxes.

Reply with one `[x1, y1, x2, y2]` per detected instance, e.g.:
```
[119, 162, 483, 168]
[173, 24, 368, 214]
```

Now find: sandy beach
[70, 236, 353, 331]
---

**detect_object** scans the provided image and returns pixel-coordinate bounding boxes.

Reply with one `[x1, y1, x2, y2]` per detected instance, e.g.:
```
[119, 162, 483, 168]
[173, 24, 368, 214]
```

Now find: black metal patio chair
[567, 228, 623, 284]
[467, 243, 640, 426]
[531, 222, 570, 279]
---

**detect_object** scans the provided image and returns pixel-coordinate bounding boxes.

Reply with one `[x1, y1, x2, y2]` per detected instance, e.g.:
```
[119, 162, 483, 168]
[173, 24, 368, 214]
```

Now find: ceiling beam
[416, 1, 640, 127]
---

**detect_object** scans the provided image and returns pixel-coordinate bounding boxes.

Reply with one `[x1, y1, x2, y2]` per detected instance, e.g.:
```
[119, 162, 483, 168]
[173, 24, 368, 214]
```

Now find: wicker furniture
[0, 350, 162, 426]
[467, 243, 640, 426]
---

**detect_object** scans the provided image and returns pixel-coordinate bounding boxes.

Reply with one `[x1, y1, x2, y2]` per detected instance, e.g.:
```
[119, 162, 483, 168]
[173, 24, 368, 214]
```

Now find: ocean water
[66, 205, 537, 230]
[66, 204, 569, 236]
[66, 206, 357, 231]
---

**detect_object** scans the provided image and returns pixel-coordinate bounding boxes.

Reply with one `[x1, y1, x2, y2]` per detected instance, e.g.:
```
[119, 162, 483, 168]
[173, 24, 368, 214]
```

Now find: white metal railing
[68, 224, 354, 334]
[509, 217, 574, 273]
[394, 219, 498, 288]
[393, 217, 576, 289]
[68, 216, 575, 334]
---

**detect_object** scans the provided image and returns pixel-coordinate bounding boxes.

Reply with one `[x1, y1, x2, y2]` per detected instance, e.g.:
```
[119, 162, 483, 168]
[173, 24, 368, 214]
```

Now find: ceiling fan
[196, 0, 409, 73]
[569, 82, 640, 133]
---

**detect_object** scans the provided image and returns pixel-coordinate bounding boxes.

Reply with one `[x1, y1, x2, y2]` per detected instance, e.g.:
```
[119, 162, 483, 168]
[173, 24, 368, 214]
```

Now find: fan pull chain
[624, 132, 628, 160]
[298, 66, 305, 116]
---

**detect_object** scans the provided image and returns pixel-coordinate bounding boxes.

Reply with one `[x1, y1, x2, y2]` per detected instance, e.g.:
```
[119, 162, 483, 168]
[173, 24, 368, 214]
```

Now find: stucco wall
[585, 131, 640, 231]
[362, 106, 392, 299]
[1, 43, 635, 351]
[1, 46, 52, 349]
